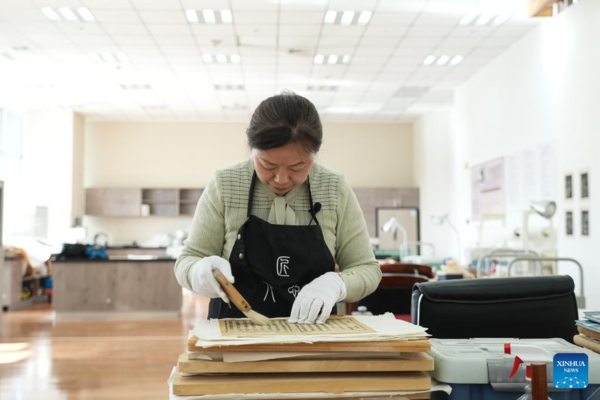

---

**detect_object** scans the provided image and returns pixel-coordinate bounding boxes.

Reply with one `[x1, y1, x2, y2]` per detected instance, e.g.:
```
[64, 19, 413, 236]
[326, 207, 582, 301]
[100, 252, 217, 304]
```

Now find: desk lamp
[523, 201, 556, 252]
[381, 217, 408, 260]
[431, 214, 461, 263]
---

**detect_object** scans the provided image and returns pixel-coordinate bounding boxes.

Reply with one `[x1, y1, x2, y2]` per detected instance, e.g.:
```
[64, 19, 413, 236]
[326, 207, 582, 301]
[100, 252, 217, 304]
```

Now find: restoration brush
[213, 269, 270, 326]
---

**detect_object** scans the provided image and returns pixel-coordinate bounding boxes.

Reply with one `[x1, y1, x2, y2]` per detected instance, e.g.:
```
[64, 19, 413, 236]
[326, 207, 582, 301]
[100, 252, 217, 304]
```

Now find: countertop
[52, 256, 176, 263]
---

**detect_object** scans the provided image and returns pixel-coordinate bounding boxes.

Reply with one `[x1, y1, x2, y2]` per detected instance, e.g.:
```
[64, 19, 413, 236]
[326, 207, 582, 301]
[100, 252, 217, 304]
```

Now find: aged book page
[219, 316, 375, 337]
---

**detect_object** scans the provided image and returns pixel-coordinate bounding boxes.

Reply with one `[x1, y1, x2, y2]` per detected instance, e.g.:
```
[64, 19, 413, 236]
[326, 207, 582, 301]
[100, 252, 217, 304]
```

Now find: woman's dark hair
[247, 91, 323, 153]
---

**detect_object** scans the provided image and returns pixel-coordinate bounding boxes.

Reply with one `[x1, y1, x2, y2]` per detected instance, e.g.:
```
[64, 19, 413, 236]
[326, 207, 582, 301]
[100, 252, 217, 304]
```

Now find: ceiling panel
[0, 0, 539, 121]
[233, 12, 278, 25]
[93, 10, 142, 23]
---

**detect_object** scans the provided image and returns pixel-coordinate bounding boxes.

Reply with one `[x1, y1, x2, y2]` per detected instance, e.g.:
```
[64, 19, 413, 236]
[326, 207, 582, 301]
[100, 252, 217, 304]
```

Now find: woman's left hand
[288, 272, 347, 324]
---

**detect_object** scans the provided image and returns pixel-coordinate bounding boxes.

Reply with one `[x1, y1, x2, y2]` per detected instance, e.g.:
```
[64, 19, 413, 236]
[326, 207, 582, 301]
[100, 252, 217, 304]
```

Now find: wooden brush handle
[213, 270, 251, 313]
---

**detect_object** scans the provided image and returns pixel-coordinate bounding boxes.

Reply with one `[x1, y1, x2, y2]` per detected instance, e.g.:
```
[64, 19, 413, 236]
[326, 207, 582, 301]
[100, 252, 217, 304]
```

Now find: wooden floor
[0, 291, 209, 400]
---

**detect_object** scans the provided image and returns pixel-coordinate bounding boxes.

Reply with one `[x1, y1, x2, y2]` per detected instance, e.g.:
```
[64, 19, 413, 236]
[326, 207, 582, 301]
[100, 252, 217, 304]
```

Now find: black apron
[208, 171, 336, 319]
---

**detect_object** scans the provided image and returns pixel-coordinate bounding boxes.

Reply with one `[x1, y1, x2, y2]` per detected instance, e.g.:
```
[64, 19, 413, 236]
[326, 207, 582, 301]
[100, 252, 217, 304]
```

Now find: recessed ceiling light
[342, 54, 351, 64]
[314, 54, 324, 64]
[423, 55, 436, 65]
[450, 55, 464, 65]
[203, 53, 213, 63]
[116, 52, 129, 64]
[185, 9, 199, 23]
[77, 7, 95, 22]
[475, 14, 493, 26]
[216, 54, 227, 63]
[436, 55, 450, 66]
[88, 52, 101, 63]
[41, 7, 60, 21]
[460, 12, 477, 25]
[220, 9, 233, 24]
[493, 13, 511, 25]
[230, 54, 240, 63]
[324, 10, 337, 24]
[101, 52, 116, 63]
[357, 11, 372, 25]
[327, 54, 338, 64]
[340, 11, 355, 26]
[203, 9, 216, 24]
[58, 7, 78, 21]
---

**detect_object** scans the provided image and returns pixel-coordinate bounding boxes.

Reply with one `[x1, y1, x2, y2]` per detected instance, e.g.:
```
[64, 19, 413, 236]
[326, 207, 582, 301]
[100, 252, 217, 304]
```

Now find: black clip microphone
[309, 202, 322, 225]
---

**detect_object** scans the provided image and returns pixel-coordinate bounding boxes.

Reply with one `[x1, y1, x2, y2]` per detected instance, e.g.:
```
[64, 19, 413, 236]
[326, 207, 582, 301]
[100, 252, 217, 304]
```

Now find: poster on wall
[471, 157, 505, 221]
[504, 142, 557, 211]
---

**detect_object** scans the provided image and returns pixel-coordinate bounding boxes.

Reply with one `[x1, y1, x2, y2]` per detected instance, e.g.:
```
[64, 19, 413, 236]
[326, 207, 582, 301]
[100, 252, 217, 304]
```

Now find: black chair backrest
[411, 276, 579, 343]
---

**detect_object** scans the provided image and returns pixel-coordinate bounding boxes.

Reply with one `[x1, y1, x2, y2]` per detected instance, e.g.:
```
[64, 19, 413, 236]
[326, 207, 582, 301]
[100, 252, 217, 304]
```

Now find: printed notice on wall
[471, 157, 505, 221]
[504, 142, 557, 211]
[219, 316, 376, 336]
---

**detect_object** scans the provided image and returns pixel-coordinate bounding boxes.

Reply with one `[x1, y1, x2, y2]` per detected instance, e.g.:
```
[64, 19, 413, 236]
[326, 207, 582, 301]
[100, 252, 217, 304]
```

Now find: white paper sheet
[192, 314, 428, 349]
[167, 367, 452, 399]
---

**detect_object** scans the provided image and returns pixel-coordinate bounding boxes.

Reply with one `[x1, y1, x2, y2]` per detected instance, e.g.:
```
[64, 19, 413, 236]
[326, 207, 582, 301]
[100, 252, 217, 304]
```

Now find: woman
[174, 92, 381, 324]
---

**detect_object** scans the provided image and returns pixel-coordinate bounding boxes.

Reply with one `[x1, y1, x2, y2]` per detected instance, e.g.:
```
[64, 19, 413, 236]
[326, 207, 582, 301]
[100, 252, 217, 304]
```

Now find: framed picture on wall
[582, 210, 589, 236]
[581, 171, 589, 199]
[566, 211, 574, 236]
[565, 174, 573, 199]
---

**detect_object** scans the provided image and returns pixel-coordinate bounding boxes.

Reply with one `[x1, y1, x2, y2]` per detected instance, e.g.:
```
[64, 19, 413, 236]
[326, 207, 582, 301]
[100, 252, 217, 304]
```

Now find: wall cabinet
[85, 188, 203, 217]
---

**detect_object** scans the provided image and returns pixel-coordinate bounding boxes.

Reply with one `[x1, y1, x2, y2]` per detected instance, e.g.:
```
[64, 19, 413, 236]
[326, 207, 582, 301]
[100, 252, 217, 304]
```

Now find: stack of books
[575, 312, 600, 353]
[167, 314, 437, 399]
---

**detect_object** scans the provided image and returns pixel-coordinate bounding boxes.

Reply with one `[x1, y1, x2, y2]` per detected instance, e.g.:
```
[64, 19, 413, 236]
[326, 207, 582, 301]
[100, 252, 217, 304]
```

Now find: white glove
[288, 272, 347, 324]
[190, 256, 234, 303]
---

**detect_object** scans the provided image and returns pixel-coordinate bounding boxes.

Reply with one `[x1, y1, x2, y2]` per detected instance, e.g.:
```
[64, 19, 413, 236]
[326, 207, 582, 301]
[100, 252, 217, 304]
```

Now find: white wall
[448, 0, 599, 308]
[71, 113, 85, 222]
[83, 121, 414, 245]
[20, 110, 75, 249]
[413, 111, 458, 260]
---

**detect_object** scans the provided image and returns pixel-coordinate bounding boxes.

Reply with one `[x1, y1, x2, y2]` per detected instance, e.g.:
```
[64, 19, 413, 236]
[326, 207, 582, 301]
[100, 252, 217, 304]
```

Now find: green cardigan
[174, 160, 381, 303]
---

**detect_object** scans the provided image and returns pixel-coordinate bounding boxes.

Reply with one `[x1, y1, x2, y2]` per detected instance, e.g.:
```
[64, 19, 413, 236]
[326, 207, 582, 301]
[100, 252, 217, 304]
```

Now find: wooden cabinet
[85, 188, 203, 217]
[52, 260, 182, 315]
[85, 188, 142, 216]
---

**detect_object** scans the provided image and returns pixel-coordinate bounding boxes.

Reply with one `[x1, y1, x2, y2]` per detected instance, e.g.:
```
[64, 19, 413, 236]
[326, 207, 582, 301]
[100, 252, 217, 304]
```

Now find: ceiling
[0, 0, 539, 122]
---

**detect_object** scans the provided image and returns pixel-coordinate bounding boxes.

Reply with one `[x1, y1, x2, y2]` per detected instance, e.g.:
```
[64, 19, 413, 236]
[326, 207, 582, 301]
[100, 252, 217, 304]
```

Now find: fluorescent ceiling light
[102, 52, 116, 63]
[230, 54, 240, 63]
[203, 53, 213, 63]
[77, 7, 95, 22]
[203, 9, 216, 24]
[476, 14, 493, 26]
[58, 7, 78, 21]
[313, 54, 324, 64]
[493, 13, 511, 25]
[357, 11, 372, 25]
[220, 9, 233, 24]
[41, 7, 60, 21]
[324, 10, 337, 24]
[436, 55, 450, 65]
[342, 54, 351, 64]
[423, 55, 436, 65]
[185, 9, 199, 23]
[88, 53, 101, 63]
[340, 11, 355, 26]
[460, 12, 477, 25]
[450, 55, 464, 65]
[216, 54, 227, 63]
[327, 54, 338, 64]
[116, 52, 129, 64]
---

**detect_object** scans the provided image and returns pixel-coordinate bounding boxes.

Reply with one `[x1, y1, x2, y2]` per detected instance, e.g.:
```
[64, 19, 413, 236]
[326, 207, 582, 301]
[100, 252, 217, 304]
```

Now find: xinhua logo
[553, 353, 588, 389]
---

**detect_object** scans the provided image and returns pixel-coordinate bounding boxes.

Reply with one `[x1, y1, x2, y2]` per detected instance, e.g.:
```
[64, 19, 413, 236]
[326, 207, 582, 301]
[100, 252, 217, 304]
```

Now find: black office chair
[411, 275, 579, 343]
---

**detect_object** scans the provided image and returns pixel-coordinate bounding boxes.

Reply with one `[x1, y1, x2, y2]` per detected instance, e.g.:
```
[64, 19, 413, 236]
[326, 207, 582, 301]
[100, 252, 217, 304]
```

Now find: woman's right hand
[190, 256, 234, 302]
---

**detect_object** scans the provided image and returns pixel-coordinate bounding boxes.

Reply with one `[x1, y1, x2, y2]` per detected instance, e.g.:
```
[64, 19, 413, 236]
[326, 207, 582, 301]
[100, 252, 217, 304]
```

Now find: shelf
[142, 200, 178, 204]
[22, 275, 50, 282]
